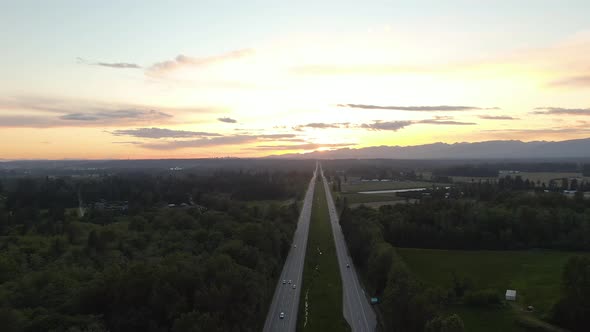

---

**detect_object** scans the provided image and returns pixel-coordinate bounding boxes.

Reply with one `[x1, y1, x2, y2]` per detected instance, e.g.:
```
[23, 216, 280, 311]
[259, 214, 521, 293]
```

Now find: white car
[294, 245, 297, 248]
[282, 280, 286, 284]
[292, 284, 296, 289]
[346, 264, 350, 268]
[288, 280, 292, 284]
[279, 312, 285, 319]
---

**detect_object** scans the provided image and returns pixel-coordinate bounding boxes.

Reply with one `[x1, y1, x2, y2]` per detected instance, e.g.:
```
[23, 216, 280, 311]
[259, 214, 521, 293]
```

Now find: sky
[1, 0, 590, 159]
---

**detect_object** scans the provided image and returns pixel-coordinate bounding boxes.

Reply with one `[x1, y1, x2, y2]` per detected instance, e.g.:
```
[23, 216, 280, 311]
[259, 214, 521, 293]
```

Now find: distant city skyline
[1, 0, 589, 159]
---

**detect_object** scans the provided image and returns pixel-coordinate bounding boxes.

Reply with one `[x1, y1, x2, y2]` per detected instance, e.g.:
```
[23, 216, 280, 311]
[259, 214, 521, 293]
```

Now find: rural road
[263, 163, 318, 332]
[321, 165, 378, 332]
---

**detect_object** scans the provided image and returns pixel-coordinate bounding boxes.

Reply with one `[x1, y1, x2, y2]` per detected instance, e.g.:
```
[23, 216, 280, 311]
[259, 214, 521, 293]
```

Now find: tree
[426, 314, 465, 332]
[552, 256, 590, 332]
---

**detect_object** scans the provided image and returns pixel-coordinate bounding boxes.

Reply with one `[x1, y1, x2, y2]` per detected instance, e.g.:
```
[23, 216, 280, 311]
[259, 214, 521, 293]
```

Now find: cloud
[360, 121, 413, 131]
[338, 104, 498, 111]
[147, 49, 254, 75]
[417, 119, 476, 125]
[0, 96, 199, 128]
[293, 122, 350, 130]
[59, 109, 172, 121]
[253, 143, 355, 150]
[360, 118, 476, 131]
[140, 133, 299, 150]
[77, 57, 141, 69]
[218, 117, 237, 123]
[141, 135, 258, 150]
[112, 141, 142, 145]
[110, 127, 221, 139]
[532, 107, 590, 115]
[549, 75, 590, 87]
[479, 115, 519, 120]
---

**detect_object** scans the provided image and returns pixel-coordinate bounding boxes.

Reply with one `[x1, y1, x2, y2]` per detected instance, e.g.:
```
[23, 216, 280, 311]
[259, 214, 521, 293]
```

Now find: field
[450, 172, 590, 185]
[297, 179, 350, 332]
[500, 172, 590, 184]
[341, 179, 440, 192]
[337, 192, 402, 205]
[398, 248, 586, 331]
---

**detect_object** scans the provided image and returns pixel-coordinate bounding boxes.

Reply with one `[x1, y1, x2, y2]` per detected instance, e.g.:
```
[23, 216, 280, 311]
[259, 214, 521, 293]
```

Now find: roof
[506, 289, 516, 296]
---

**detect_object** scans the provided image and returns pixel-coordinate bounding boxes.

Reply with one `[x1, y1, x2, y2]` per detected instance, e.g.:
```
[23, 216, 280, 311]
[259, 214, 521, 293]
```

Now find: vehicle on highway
[282, 280, 286, 284]
[292, 284, 296, 289]
[279, 312, 285, 319]
[288, 280, 292, 284]
[294, 244, 297, 248]
[346, 263, 350, 268]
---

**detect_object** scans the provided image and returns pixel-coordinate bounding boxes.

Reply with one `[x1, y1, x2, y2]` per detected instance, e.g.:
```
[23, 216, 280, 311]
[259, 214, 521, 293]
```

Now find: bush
[463, 289, 502, 307]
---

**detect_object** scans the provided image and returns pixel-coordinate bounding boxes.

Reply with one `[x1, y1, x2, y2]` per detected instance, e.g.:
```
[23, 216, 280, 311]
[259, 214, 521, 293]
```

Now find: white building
[505, 289, 517, 301]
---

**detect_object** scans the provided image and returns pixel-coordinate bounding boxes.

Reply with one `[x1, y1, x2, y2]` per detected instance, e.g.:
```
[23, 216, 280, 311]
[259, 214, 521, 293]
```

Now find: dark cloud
[549, 75, 590, 87]
[218, 117, 237, 123]
[77, 57, 141, 69]
[110, 128, 221, 139]
[338, 104, 498, 111]
[479, 115, 519, 120]
[532, 107, 590, 115]
[360, 121, 413, 131]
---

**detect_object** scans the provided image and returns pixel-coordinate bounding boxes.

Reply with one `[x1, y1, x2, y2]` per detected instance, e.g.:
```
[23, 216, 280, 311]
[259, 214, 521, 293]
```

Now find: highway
[320, 165, 377, 332]
[263, 163, 318, 332]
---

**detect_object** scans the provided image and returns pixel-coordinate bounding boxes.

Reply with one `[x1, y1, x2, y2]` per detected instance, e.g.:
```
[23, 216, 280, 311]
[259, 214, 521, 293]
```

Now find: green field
[450, 176, 498, 183]
[297, 180, 350, 332]
[500, 172, 590, 184]
[398, 248, 585, 331]
[341, 179, 441, 192]
[450, 172, 590, 185]
[337, 192, 402, 204]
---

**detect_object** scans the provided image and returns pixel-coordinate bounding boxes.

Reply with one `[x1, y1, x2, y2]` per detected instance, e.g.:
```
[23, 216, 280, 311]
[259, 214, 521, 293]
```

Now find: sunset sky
[1, 0, 590, 159]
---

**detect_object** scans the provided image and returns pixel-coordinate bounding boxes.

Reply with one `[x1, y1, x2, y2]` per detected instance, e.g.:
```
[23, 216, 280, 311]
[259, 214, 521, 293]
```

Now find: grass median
[297, 178, 350, 332]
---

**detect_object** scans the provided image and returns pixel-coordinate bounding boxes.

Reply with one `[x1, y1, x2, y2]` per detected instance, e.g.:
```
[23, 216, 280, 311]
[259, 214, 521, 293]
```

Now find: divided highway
[263, 164, 318, 332]
[321, 165, 377, 332]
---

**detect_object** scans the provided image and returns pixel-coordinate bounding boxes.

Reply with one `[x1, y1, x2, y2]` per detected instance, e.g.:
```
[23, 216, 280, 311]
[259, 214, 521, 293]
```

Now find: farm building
[505, 289, 517, 301]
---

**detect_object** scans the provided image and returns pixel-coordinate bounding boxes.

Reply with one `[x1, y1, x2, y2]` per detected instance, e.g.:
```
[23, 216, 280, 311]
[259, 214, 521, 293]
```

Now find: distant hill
[268, 138, 590, 159]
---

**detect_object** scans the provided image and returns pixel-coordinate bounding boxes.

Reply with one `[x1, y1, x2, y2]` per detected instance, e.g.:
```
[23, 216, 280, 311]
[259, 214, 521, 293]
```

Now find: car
[288, 280, 292, 284]
[292, 284, 296, 289]
[346, 264, 350, 268]
[279, 312, 285, 319]
[294, 245, 297, 248]
[282, 280, 286, 284]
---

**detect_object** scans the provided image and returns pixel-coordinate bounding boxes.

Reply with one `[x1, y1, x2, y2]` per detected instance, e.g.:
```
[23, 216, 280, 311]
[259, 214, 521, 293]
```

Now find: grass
[341, 179, 440, 193]
[500, 172, 590, 184]
[297, 179, 350, 332]
[337, 192, 402, 204]
[447, 305, 526, 332]
[398, 248, 588, 331]
[450, 172, 590, 185]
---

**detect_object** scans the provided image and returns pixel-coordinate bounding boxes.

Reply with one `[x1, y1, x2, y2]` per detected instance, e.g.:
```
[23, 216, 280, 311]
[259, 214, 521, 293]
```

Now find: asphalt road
[321, 165, 377, 332]
[263, 163, 318, 332]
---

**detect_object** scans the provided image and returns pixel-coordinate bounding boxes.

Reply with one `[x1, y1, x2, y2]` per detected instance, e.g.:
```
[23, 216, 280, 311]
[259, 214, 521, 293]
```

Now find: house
[505, 289, 516, 301]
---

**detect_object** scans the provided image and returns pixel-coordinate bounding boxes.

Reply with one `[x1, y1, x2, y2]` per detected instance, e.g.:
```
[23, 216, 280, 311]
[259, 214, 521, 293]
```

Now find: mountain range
[269, 138, 590, 159]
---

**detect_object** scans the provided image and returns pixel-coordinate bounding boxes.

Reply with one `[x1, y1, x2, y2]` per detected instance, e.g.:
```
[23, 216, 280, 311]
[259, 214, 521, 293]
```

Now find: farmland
[398, 248, 588, 331]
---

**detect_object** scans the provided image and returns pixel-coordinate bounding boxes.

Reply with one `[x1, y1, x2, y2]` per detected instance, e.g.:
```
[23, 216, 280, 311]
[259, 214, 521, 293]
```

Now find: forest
[0, 170, 310, 332]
